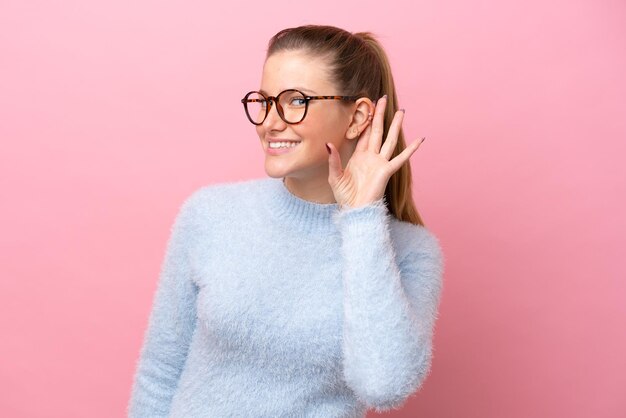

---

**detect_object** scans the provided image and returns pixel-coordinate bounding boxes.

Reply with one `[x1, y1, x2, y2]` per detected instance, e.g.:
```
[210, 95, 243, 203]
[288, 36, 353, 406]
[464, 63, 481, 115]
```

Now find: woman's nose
[262, 100, 287, 130]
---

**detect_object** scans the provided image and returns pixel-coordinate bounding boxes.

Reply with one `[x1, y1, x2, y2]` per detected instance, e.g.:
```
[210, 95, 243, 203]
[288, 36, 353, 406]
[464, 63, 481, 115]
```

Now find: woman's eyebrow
[258, 87, 318, 95]
[292, 87, 318, 95]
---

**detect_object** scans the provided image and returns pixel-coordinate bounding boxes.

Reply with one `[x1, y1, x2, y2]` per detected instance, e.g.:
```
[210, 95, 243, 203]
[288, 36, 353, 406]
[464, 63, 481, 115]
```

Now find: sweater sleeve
[127, 193, 200, 418]
[333, 197, 444, 413]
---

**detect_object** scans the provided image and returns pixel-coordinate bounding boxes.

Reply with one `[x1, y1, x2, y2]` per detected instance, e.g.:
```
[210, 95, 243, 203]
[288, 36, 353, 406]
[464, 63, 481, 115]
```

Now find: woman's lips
[265, 140, 302, 155]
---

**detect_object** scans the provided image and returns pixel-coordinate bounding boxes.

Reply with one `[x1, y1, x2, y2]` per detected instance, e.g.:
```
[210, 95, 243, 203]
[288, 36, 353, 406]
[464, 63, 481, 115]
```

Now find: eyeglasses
[241, 89, 358, 125]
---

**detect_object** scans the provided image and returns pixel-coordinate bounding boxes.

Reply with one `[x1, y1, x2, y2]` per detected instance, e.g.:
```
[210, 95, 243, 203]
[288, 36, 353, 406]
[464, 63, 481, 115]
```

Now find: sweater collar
[264, 177, 340, 233]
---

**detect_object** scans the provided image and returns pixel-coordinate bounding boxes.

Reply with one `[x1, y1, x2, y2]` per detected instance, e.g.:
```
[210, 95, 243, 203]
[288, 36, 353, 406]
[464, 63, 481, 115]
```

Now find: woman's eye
[290, 98, 306, 106]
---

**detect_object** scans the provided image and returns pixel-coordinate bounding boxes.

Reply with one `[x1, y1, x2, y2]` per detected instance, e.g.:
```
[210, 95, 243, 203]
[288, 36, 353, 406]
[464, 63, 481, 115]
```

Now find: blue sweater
[128, 176, 444, 417]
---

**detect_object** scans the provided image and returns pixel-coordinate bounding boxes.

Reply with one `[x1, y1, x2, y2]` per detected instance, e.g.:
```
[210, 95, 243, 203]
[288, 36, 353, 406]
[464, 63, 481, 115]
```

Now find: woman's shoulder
[388, 217, 443, 260]
[180, 176, 272, 215]
[192, 176, 268, 197]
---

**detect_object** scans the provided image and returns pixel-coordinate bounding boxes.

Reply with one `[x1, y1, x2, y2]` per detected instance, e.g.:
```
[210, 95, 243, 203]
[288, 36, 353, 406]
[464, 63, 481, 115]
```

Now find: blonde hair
[267, 25, 425, 226]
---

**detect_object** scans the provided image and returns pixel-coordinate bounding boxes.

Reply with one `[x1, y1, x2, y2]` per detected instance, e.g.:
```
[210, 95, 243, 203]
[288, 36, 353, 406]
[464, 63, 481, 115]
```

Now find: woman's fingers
[368, 95, 387, 153]
[380, 109, 404, 160]
[387, 137, 425, 173]
[326, 142, 344, 184]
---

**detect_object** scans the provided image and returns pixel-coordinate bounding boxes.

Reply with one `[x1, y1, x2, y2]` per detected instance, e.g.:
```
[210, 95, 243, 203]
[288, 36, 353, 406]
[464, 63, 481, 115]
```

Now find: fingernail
[420, 137, 426, 143]
[325, 143, 331, 154]
[400, 108, 405, 113]
[382, 94, 388, 99]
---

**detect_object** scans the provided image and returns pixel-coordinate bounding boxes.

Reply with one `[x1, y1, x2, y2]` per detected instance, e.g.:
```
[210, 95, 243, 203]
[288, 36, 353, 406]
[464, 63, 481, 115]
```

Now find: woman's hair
[267, 24, 425, 226]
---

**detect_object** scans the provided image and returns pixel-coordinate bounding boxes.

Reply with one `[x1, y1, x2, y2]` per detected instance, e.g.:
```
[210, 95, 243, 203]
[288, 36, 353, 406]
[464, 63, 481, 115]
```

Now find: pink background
[1, 1, 625, 417]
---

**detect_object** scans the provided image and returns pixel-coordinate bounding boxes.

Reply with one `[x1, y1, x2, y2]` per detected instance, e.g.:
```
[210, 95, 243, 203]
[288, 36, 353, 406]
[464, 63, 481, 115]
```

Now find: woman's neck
[283, 176, 336, 204]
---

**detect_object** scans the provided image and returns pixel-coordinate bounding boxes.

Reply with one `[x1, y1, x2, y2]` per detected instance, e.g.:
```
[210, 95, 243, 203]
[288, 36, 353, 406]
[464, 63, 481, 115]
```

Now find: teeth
[269, 141, 301, 149]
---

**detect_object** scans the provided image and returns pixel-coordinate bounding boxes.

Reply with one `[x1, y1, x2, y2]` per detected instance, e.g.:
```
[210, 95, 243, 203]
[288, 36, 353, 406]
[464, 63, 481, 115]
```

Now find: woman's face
[255, 49, 354, 182]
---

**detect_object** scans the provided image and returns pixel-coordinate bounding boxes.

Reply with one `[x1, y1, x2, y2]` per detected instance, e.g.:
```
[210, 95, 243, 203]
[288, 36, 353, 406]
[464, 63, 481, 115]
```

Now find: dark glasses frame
[241, 89, 359, 125]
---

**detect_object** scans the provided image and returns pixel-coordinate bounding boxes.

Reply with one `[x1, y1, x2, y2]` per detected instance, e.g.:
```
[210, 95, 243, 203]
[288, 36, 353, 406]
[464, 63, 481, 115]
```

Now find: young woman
[128, 24, 444, 417]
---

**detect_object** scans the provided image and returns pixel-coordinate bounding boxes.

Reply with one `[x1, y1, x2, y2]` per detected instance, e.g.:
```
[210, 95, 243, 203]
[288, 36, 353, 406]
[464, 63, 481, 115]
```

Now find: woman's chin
[264, 162, 293, 179]
[264, 171, 286, 179]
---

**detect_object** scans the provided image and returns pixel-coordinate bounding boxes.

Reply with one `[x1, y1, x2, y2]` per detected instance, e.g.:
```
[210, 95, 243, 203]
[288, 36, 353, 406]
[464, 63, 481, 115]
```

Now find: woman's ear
[345, 97, 375, 140]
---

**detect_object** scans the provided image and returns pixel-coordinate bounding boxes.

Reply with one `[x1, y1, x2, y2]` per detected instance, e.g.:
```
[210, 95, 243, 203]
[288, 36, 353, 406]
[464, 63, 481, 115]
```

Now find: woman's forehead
[260, 50, 335, 93]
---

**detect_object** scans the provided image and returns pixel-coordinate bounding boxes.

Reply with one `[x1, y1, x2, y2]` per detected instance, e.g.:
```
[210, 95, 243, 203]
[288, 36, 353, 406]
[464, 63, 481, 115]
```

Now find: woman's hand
[326, 95, 426, 209]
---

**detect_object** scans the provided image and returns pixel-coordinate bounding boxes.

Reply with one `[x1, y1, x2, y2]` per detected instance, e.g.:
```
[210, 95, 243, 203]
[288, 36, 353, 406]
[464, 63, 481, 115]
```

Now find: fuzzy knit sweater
[127, 176, 444, 417]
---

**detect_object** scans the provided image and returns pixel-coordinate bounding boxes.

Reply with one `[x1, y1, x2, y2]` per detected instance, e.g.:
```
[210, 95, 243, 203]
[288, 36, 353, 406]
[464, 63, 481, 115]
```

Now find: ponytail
[355, 33, 424, 226]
